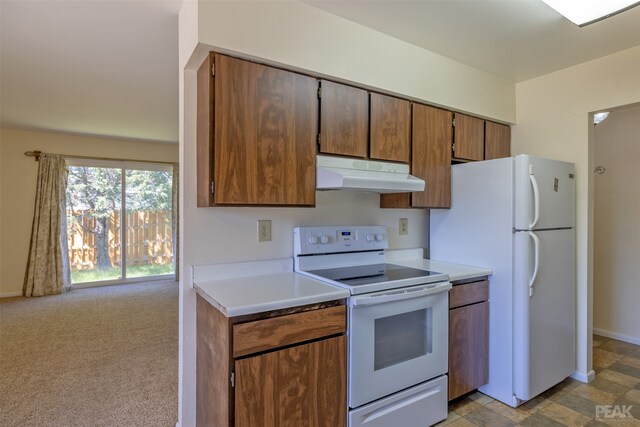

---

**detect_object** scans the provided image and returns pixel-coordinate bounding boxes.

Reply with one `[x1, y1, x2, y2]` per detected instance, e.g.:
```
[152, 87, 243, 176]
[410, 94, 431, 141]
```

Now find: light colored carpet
[0, 280, 178, 427]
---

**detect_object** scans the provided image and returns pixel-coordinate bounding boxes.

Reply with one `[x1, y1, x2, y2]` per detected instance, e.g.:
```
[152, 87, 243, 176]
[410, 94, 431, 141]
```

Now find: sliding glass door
[125, 169, 174, 278]
[66, 160, 174, 286]
[66, 166, 123, 283]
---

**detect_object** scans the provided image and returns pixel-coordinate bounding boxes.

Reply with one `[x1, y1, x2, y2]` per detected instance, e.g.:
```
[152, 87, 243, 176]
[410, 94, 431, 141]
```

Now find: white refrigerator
[430, 155, 576, 407]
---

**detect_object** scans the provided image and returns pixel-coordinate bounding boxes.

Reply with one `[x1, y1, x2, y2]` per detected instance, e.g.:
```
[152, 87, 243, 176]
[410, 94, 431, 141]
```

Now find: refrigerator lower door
[513, 228, 576, 402]
[514, 155, 576, 230]
[349, 375, 447, 427]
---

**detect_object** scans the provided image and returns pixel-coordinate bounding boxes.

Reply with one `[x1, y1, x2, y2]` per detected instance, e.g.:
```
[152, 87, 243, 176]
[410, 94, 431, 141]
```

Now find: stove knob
[320, 235, 330, 244]
[308, 235, 319, 245]
[375, 233, 385, 242]
[366, 233, 375, 242]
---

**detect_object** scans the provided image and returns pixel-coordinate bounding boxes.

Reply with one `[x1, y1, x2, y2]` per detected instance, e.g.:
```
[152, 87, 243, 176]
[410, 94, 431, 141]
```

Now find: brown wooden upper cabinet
[413, 105, 452, 208]
[369, 93, 411, 163]
[196, 53, 318, 207]
[453, 113, 485, 161]
[485, 121, 511, 160]
[319, 80, 369, 158]
[381, 105, 452, 209]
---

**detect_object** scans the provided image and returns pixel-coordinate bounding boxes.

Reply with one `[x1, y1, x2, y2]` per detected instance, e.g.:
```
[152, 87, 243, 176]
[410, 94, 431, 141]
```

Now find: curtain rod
[24, 150, 176, 165]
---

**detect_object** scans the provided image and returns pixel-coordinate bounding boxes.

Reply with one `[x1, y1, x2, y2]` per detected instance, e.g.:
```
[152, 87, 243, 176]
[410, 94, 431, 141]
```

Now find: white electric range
[294, 225, 451, 427]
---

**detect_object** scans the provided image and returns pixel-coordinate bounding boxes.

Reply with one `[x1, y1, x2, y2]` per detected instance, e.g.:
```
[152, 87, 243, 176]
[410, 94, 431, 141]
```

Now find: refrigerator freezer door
[514, 155, 575, 230]
[513, 229, 576, 402]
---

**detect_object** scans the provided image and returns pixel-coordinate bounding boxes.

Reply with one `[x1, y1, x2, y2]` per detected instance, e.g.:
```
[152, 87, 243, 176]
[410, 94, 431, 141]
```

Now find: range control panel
[294, 225, 388, 255]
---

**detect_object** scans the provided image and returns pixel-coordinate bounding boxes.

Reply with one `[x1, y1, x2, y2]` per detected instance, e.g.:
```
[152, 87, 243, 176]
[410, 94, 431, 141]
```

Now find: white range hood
[316, 155, 425, 193]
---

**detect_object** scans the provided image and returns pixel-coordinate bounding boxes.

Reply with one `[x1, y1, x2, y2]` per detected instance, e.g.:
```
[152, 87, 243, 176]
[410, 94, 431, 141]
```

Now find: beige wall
[0, 127, 179, 297]
[512, 45, 640, 380]
[195, 0, 516, 124]
[178, 1, 517, 425]
[593, 105, 640, 344]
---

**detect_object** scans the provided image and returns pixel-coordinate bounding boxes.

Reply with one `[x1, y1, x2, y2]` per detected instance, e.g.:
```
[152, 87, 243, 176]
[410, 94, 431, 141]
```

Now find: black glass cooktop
[307, 263, 441, 287]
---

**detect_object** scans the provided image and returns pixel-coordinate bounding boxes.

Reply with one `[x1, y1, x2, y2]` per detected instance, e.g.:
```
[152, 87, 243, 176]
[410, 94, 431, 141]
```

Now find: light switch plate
[258, 220, 272, 242]
[399, 218, 408, 235]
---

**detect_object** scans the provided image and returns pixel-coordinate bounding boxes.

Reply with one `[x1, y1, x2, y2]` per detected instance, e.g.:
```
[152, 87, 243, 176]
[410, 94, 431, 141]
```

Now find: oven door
[348, 282, 451, 408]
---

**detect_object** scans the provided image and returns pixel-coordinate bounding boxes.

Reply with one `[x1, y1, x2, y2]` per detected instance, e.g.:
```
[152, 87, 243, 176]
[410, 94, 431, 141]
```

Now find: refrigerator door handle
[528, 231, 540, 297]
[529, 174, 540, 229]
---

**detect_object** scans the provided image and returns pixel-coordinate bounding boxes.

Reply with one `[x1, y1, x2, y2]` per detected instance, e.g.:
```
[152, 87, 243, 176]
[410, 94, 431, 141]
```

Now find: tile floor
[438, 335, 640, 426]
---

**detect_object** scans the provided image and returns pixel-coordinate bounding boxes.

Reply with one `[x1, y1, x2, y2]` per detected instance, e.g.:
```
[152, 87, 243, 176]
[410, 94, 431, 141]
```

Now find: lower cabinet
[196, 294, 347, 427]
[235, 336, 346, 427]
[448, 279, 489, 400]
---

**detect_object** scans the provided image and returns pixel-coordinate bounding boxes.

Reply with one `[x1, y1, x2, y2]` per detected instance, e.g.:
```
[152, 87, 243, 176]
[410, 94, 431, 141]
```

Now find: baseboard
[593, 328, 640, 345]
[571, 370, 595, 383]
[0, 291, 22, 298]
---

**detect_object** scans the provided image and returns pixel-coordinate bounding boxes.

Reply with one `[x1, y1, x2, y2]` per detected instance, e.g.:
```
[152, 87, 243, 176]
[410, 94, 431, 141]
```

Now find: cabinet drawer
[233, 305, 346, 357]
[449, 280, 488, 309]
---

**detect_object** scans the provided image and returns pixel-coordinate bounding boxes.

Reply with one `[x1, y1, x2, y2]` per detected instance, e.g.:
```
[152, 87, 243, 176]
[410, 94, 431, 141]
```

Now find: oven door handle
[350, 282, 451, 307]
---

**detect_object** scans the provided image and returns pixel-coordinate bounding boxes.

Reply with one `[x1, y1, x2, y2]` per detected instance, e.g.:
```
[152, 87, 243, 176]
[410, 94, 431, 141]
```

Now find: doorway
[592, 103, 640, 344]
[65, 159, 175, 286]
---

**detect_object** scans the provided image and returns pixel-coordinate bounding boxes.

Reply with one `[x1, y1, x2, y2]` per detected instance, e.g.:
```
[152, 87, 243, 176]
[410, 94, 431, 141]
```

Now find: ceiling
[0, 0, 180, 143]
[1, 1, 639, 143]
[305, 0, 640, 82]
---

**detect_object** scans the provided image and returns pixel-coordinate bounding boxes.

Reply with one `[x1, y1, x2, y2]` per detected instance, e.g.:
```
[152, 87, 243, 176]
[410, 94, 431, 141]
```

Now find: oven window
[374, 308, 433, 371]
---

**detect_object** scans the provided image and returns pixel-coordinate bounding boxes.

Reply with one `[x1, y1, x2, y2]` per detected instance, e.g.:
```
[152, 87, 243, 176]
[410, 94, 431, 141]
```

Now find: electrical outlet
[257, 220, 272, 242]
[399, 218, 409, 235]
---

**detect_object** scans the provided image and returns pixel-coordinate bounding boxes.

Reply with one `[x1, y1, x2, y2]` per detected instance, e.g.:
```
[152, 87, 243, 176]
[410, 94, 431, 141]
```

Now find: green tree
[66, 167, 172, 271]
[125, 169, 172, 211]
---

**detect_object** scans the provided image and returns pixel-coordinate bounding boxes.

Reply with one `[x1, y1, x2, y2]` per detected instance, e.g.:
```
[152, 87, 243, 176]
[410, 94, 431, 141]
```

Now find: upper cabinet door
[454, 113, 484, 161]
[319, 80, 368, 158]
[214, 54, 318, 206]
[412, 104, 453, 208]
[370, 93, 411, 163]
[485, 121, 511, 160]
[197, 53, 215, 207]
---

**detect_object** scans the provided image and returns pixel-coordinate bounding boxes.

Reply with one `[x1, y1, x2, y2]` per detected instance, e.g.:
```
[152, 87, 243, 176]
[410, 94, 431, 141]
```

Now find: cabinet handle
[350, 282, 451, 307]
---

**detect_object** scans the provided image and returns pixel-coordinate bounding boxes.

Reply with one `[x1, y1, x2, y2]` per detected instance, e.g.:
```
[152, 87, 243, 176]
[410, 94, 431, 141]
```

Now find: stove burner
[308, 263, 441, 287]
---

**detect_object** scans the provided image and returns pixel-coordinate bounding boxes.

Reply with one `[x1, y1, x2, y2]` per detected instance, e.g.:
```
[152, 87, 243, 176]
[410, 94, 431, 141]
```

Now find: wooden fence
[67, 209, 174, 271]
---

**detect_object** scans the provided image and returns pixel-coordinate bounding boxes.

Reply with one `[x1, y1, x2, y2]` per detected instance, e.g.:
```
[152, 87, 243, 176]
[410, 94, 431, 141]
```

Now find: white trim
[0, 291, 22, 298]
[593, 328, 640, 345]
[570, 370, 596, 383]
[121, 170, 127, 279]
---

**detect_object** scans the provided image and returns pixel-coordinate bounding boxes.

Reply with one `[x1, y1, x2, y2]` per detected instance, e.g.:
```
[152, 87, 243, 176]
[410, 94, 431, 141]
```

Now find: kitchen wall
[195, 0, 516, 124]
[178, 1, 517, 425]
[0, 127, 179, 297]
[512, 45, 640, 381]
[593, 104, 640, 344]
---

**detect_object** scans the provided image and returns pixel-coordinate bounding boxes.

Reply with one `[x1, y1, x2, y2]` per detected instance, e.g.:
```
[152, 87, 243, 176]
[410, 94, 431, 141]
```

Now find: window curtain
[172, 163, 179, 281]
[23, 154, 71, 296]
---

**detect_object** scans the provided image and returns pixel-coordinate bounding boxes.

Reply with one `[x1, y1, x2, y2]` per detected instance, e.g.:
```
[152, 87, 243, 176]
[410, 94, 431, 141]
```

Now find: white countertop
[386, 248, 492, 283]
[192, 258, 350, 317]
